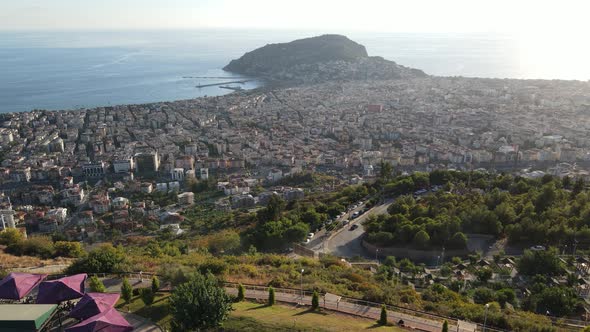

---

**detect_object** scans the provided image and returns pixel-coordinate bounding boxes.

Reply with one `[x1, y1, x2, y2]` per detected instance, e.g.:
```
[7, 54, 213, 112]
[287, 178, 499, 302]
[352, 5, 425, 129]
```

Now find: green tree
[268, 286, 275, 306]
[476, 267, 493, 283]
[378, 304, 388, 325]
[535, 286, 578, 317]
[412, 172, 430, 190]
[472, 287, 495, 304]
[518, 248, 563, 276]
[442, 320, 449, 332]
[379, 161, 393, 181]
[121, 277, 133, 304]
[169, 273, 233, 331]
[326, 203, 345, 218]
[496, 288, 516, 308]
[151, 275, 160, 294]
[237, 284, 245, 302]
[573, 178, 585, 195]
[301, 209, 322, 230]
[311, 291, 319, 310]
[140, 288, 155, 306]
[67, 244, 125, 274]
[448, 232, 467, 249]
[89, 275, 106, 293]
[412, 230, 430, 249]
[208, 230, 241, 254]
[258, 195, 285, 222]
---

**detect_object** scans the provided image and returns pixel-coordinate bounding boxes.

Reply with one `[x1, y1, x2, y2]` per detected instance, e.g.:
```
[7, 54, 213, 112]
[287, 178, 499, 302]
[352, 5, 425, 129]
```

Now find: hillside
[224, 34, 426, 84]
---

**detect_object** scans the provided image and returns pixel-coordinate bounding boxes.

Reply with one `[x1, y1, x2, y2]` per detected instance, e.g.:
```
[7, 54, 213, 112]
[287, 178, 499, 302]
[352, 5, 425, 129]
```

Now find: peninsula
[224, 34, 427, 84]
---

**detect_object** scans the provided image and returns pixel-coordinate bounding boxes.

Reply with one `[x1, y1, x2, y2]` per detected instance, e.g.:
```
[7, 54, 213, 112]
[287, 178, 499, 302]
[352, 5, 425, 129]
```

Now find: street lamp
[300, 269, 305, 300]
[483, 303, 490, 332]
[375, 249, 379, 262]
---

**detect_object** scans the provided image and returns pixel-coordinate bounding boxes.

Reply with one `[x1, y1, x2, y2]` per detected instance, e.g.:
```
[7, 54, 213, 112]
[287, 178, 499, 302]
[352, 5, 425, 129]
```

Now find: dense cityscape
[1, 23, 590, 332]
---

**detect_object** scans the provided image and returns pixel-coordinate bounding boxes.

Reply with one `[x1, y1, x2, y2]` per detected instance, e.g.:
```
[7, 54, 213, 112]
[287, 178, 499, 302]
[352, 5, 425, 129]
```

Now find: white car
[308, 232, 315, 238]
[302, 238, 311, 244]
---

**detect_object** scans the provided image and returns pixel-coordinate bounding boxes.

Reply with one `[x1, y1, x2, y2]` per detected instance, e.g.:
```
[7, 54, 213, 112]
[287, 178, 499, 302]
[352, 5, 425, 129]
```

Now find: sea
[1, 29, 589, 113]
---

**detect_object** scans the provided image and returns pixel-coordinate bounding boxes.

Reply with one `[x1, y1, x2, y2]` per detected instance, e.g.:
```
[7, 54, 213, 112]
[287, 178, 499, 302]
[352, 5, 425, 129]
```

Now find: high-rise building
[134, 152, 160, 173]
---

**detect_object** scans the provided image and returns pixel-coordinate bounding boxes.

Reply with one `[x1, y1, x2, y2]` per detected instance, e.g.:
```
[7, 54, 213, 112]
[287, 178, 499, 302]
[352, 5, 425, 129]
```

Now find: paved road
[226, 286, 471, 332]
[321, 200, 393, 258]
[120, 312, 162, 332]
[96, 277, 162, 331]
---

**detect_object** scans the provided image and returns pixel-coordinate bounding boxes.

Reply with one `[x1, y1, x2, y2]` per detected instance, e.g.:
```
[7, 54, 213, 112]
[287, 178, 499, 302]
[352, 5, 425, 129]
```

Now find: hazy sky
[0, 0, 588, 35]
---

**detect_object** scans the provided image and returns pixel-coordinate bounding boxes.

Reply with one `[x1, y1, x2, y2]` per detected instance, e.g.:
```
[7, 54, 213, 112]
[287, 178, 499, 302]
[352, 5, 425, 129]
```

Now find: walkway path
[225, 285, 473, 332]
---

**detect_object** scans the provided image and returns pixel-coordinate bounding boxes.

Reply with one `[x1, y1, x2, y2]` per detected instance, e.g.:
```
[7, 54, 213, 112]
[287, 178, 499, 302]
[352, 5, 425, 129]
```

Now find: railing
[223, 281, 508, 332]
[37, 272, 586, 331]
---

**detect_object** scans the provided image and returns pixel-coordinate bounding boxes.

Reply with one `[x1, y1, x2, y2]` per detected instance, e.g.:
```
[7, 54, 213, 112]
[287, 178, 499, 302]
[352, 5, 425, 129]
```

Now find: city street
[310, 200, 393, 258]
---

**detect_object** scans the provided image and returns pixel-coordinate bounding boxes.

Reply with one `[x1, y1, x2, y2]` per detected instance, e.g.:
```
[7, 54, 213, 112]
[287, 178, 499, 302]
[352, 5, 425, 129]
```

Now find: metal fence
[39, 272, 587, 331]
[222, 281, 502, 332]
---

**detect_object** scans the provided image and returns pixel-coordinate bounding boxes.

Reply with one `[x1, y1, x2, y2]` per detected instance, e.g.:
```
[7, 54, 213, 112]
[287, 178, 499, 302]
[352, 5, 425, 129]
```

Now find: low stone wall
[362, 239, 468, 263]
[293, 243, 316, 258]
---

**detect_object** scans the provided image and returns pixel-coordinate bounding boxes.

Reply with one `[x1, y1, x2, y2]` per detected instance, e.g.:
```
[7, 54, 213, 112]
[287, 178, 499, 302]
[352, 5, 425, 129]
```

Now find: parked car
[349, 224, 359, 231]
[308, 232, 315, 238]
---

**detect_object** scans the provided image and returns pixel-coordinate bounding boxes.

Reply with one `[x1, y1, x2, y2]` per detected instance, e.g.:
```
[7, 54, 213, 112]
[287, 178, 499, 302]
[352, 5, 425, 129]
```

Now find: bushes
[121, 277, 133, 304]
[6, 236, 55, 259]
[140, 288, 155, 306]
[237, 284, 245, 302]
[6, 237, 85, 259]
[89, 275, 106, 293]
[151, 276, 160, 293]
[67, 244, 126, 274]
[54, 241, 85, 258]
[378, 304, 388, 325]
[0, 228, 23, 246]
[472, 287, 496, 304]
[198, 259, 228, 275]
[311, 291, 319, 310]
[496, 288, 516, 308]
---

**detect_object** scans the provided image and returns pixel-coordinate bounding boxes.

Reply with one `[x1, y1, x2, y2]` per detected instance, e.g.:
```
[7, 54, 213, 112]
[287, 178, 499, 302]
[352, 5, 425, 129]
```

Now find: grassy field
[225, 301, 405, 331]
[115, 292, 172, 328]
[116, 295, 405, 331]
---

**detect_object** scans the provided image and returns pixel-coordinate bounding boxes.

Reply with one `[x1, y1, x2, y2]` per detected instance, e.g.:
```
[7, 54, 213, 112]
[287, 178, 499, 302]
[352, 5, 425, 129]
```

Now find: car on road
[342, 219, 350, 225]
[349, 224, 359, 231]
[308, 232, 315, 238]
[302, 238, 310, 245]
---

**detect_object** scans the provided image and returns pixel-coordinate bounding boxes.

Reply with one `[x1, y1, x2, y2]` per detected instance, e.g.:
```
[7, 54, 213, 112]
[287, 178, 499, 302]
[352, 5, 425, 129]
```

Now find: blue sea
[0, 30, 588, 113]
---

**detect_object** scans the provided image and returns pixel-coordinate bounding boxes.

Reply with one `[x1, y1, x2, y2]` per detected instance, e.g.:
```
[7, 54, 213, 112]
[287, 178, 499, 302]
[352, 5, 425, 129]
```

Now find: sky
[0, 0, 588, 36]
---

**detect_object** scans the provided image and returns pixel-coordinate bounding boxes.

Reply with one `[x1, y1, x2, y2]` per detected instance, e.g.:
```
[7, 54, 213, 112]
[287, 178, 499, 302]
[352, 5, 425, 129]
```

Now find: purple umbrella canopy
[70, 292, 121, 320]
[66, 308, 133, 332]
[0, 272, 47, 300]
[36, 273, 87, 304]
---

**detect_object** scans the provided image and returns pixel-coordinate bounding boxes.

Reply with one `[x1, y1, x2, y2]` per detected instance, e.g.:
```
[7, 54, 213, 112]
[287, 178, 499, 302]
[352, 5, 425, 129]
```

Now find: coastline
[3, 73, 589, 115]
[3, 30, 589, 113]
